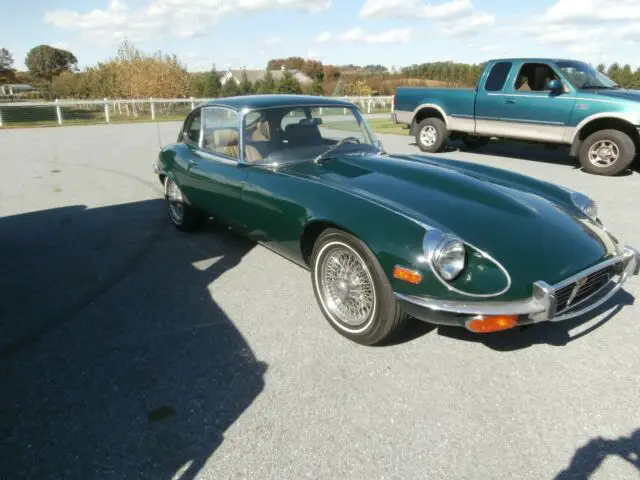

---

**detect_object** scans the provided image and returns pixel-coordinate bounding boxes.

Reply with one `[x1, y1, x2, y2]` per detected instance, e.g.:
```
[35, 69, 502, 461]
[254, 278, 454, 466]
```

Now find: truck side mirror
[547, 79, 563, 94]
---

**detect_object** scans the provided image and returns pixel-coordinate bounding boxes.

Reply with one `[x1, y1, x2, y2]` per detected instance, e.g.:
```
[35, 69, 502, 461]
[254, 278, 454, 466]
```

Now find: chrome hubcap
[166, 179, 185, 224]
[420, 126, 438, 147]
[588, 140, 619, 167]
[318, 244, 375, 328]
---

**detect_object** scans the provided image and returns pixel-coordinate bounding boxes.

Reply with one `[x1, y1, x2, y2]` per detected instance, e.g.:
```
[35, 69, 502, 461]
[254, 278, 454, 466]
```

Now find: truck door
[475, 61, 575, 143]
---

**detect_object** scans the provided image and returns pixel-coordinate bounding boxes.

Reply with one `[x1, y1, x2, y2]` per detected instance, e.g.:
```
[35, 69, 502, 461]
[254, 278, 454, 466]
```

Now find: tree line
[5, 42, 640, 99]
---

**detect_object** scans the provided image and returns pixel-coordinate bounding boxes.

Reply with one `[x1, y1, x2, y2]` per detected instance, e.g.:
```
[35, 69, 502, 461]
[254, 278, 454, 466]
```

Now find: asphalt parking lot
[1, 122, 639, 480]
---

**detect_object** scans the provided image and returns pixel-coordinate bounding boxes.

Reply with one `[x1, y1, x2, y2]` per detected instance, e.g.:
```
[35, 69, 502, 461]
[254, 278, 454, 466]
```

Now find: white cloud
[45, 0, 331, 41]
[51, 41, 71, 50]
[360, 0, 472, 20]
[545, 0, 640, 23]
[334, 27, 415, 44]
[441, 11, 495, 37]
[359, 0, 494, 39]
[315, 31, 332, 42]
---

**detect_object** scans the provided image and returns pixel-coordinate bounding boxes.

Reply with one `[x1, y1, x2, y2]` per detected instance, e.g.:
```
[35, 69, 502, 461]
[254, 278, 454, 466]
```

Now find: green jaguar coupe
[154, 95, 639, 345]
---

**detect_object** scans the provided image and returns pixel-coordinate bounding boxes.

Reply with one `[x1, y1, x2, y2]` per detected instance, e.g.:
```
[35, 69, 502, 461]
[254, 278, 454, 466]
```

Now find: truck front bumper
[396, 246, 639, 332]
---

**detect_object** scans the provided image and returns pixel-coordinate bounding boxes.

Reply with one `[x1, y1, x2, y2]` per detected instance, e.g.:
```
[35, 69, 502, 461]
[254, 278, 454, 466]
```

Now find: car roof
[487, 58, 579, 64]
[200, 94, 355, 111]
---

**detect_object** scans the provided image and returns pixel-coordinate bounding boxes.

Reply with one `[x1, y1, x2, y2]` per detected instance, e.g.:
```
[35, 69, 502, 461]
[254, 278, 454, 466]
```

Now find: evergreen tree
[203, 64, 222, 97]
[332, 78, 345, 96]
[275, 71, 301, 94]
[309, 78, 324, 96]
[221, 79, 239, 97]
[238, 70, 253, 95]
[258, 70, 276, 94]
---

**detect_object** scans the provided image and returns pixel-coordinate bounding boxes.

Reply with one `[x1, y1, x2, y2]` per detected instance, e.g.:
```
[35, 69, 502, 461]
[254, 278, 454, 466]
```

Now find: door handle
[506, 99, 516, 104]
[187, 159, 198, 169]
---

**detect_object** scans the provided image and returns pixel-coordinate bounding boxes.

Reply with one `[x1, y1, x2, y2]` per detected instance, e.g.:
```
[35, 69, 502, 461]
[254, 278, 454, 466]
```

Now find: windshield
[241, 105, 378, 165]
[556, 60, 619, 89]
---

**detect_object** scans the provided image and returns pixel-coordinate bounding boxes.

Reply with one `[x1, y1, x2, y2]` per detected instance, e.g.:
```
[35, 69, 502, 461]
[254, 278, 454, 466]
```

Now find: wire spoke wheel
[318, 243, 376, 329]
[166, 179, 185, 224]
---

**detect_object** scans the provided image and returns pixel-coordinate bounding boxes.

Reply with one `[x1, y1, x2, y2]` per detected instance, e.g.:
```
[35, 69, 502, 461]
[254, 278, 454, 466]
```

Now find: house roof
[201, 94, 354, 111]
[227, 69, 312, 83]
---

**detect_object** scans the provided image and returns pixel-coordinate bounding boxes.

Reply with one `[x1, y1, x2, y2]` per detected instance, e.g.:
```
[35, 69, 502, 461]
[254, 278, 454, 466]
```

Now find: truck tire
[579, 129, 635, 176]
[462, 135, 490, 150]
[415, 118, 448, 153]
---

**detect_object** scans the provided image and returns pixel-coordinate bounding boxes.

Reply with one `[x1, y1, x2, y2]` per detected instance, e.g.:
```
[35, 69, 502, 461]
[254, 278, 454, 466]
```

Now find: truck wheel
[462, 135, 490, 150]
[415, 118, 448, 153]
[579, 129, 635, 176]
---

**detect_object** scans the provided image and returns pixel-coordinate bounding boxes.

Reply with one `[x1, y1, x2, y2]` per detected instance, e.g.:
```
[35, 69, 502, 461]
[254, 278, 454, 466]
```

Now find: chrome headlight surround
[423, 230, 467, 281]
[571, 191, 598, 222]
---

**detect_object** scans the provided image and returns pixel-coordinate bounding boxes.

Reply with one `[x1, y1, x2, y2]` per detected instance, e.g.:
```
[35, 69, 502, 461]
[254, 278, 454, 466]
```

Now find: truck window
[514, 63, 560, 92]
[484, 62, 512, 91]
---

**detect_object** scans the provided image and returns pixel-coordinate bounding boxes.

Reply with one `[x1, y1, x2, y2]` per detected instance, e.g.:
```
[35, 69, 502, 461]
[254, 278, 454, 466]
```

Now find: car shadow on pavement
[435, 290, 635, 352]
[453, 140, 639, 176]
[408, 139, 639, 175]
[554, 429, 640, 479]
[0, 200, 265, 480]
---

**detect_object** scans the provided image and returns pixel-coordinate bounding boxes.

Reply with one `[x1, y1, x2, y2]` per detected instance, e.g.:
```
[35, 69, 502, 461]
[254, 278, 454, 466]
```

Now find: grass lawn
[324, 118, 409, 136]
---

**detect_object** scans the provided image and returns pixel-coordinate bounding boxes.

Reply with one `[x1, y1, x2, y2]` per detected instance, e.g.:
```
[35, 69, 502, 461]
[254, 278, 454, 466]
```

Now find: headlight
[571, 192, 598, 221]
[424, 231, 467, 281]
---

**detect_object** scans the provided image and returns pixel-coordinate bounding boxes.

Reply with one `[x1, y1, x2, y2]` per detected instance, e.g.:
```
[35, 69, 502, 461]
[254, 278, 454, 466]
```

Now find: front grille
[555, 264, 619, 313]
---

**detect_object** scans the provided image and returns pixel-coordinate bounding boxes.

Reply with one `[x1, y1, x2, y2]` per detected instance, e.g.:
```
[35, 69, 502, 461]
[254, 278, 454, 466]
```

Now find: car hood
[282, 153, 619, 292]
[588, 88, 640, 102]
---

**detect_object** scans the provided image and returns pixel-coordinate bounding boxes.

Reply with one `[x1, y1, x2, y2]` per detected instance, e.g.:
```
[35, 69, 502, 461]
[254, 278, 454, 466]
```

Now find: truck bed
[394, 86, 477, 119]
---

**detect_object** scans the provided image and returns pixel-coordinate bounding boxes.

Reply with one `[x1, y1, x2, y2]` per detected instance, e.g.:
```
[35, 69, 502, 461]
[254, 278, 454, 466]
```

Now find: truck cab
[393, 58, 640, 176]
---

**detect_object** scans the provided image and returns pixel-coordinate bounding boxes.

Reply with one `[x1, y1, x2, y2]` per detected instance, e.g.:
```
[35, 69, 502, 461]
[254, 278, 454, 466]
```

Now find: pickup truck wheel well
[411, 108, 446, 135]
[571, 118, 640, 157]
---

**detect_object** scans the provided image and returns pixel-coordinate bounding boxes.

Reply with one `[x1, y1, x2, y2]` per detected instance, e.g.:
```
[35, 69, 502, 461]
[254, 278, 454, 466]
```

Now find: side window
[201, 107, 240, 160]
[484, 62, 512, 92]
[514, 63, 560, 92]
[280, 108, 307, 130]
[184, 110, 201, 144]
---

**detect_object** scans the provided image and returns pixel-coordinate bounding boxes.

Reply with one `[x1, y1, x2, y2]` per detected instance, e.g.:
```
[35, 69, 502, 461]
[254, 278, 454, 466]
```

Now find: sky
[4, 0, 640, 72]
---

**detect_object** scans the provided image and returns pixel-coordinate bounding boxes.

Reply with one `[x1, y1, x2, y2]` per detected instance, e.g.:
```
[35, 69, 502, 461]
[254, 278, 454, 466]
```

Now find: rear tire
[164, 176, 204, 232]
[415, 118, 448, 153]
[311, 229, 407, 346]
[579, 129, 635, 176]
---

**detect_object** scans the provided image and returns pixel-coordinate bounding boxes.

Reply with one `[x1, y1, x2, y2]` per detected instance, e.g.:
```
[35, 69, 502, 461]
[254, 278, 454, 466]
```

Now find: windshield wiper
[313, 137, 362, 164]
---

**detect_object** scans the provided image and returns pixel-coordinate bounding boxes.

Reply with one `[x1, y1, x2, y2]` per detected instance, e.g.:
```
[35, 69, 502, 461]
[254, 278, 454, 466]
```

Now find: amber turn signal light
[466, 315, 518, 333]
[392, 266, 423, 285]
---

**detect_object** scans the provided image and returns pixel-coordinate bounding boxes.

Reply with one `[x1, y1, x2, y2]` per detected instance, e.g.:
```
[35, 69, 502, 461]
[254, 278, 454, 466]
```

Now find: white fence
[0, 96, 394, 128]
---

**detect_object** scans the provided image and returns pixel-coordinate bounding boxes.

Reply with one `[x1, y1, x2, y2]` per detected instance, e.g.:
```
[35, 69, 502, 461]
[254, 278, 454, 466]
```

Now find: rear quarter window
[484, 62, 512, 92]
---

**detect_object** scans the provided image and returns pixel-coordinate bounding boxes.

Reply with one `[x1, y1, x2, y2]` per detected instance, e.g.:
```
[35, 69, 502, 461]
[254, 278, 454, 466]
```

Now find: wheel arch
[300, 220, 362, 267]
[411, 103, 448, 134]
[569, 114, 640, 157]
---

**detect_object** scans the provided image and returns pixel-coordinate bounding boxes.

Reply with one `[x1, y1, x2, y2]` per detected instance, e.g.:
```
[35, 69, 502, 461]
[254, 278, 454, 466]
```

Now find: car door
[476, 61, 576, 142]
[180, 106, 249, 229]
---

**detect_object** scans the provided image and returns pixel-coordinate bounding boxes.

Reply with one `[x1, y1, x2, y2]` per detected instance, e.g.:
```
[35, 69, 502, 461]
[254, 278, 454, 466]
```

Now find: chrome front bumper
[396, 246, 639, 324]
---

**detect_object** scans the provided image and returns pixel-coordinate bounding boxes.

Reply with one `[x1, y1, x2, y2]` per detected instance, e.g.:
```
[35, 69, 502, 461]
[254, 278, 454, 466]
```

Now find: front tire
[579, 129, 635, 176]
[164, 176, 204, 232]
[415, 117, 448, 153]
[311, 229, 406, 346]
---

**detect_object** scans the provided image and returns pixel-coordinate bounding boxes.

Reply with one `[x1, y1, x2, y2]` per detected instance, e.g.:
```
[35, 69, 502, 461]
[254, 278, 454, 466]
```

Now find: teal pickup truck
[393, 58, 640, 175]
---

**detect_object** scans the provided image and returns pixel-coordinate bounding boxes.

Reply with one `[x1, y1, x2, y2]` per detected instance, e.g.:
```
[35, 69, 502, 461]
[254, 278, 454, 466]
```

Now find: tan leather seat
[515, 75, 531, 91]
[213, 128, 262, 162]
[251, 120, 271, 141]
